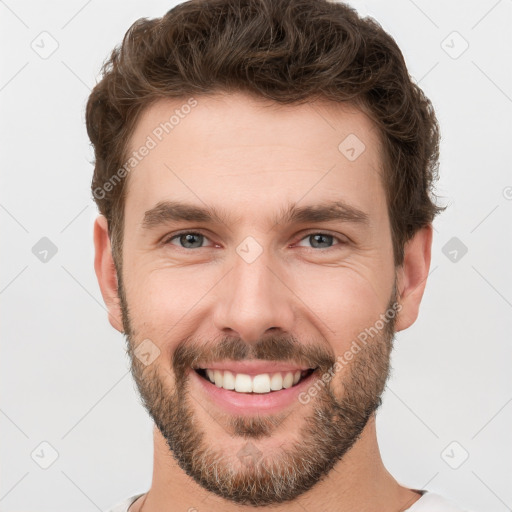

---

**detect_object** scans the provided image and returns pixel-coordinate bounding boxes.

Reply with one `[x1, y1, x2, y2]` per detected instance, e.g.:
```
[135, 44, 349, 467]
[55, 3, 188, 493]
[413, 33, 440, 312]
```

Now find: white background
[1, 0, 511, 510]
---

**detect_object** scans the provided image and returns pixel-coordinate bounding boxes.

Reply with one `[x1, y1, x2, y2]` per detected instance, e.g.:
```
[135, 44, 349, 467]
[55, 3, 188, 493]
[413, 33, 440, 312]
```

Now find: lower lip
[190, 369, 316, 415]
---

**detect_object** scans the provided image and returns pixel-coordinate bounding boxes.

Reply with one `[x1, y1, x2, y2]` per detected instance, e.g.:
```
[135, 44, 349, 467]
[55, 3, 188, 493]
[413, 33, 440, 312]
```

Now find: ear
[93, 215, 124, 333]
[395, 224, 433, 332]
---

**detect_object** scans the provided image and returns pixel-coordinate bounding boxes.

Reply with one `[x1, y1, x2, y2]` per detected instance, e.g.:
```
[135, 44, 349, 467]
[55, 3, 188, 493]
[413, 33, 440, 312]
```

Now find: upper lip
[194, 360, 314, 375]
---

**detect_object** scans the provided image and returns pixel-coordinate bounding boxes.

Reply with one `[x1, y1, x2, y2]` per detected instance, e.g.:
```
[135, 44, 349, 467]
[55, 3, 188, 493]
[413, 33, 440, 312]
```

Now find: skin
[94, 91, 432, 512]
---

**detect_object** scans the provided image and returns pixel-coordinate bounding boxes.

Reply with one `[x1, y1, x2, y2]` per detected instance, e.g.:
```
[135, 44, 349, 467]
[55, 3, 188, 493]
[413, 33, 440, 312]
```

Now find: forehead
[123, 92, 386, 225]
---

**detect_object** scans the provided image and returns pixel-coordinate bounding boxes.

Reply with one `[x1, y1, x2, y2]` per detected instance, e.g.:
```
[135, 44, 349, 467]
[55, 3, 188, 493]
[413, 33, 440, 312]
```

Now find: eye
[295, 232, 347, 250]
[164, 231, 214, 249]
[162, 231, 348, 251]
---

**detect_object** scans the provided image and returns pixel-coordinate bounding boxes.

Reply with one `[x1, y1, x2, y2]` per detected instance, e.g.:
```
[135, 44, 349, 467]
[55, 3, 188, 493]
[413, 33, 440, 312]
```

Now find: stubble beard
[118, 274, 396, 506]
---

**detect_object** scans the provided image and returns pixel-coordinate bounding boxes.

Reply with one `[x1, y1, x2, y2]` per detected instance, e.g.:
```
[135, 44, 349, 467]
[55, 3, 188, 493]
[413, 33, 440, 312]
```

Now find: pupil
[311, 234, 332, 248]
[182, 233, 202, 248]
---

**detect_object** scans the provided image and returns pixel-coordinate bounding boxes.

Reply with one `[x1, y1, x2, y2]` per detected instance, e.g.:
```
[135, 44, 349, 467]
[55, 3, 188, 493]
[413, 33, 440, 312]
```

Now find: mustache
[172, 334, 336, 378]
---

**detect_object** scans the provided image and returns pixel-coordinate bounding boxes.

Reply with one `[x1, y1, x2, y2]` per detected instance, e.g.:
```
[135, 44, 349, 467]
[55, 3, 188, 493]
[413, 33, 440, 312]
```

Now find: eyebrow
[141, 199, 369, 231]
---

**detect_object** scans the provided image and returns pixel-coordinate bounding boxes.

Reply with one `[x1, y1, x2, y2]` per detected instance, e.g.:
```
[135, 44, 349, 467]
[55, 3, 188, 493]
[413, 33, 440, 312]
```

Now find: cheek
[124, 253, 392, 355]
[123, 265, 212, 344]
[287, 263, 391, 341]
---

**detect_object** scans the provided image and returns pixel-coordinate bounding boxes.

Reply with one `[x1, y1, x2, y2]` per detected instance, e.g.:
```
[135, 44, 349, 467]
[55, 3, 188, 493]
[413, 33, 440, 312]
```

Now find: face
[99, 92, 418, 506]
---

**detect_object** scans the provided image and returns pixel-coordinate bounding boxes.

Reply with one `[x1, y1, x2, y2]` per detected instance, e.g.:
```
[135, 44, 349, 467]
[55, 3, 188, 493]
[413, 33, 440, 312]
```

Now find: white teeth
[222, 370, 235, 390]
[252, 374, 271, 393]
[270, 373, 283, 390]
[234, 373, 253, 392]
[282, 372, 294, 389]
[202, 369, 308, 393]
[214, 370, 223, 387]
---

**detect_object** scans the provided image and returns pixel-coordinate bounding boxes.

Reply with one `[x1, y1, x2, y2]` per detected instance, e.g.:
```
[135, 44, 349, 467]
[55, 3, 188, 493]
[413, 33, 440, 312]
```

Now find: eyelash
[162, 230, 348, 251]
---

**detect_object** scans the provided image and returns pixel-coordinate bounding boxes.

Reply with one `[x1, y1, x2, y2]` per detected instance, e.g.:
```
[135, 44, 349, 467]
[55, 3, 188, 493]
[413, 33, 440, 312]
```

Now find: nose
[212, 247, 295, 345]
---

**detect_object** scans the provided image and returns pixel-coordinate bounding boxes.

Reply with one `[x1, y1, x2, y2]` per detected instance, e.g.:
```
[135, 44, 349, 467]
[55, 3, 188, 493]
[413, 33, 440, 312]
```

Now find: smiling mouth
[194, 368, 316, 394]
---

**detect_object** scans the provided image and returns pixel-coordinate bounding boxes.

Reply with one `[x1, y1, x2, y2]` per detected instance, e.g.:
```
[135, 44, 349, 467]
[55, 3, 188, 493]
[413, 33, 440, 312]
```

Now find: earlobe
[93, 215, 124, 333]
[394, 225, 433, 332]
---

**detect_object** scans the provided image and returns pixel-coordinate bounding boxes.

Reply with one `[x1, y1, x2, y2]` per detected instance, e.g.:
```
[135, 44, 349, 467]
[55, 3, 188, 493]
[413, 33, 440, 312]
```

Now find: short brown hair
[86, 0, 444, 271]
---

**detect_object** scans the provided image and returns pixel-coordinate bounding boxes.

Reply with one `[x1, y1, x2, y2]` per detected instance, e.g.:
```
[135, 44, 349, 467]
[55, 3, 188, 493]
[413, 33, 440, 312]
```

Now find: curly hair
[86, 0, 444, 270]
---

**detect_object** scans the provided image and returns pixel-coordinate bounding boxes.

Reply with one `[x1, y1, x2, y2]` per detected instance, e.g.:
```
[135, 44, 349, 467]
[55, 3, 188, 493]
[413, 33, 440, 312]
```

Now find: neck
[131, 415, 422, 512]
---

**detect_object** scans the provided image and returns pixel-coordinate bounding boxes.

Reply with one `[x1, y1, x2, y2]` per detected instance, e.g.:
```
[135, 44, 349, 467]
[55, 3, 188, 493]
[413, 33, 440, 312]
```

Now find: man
[87, 0, 468, 510]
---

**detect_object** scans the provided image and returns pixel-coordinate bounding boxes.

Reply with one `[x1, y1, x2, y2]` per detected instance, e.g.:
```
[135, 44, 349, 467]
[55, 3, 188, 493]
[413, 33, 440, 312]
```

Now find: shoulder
[406, 491, 474, 512]
[104, 493, 145, 512]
